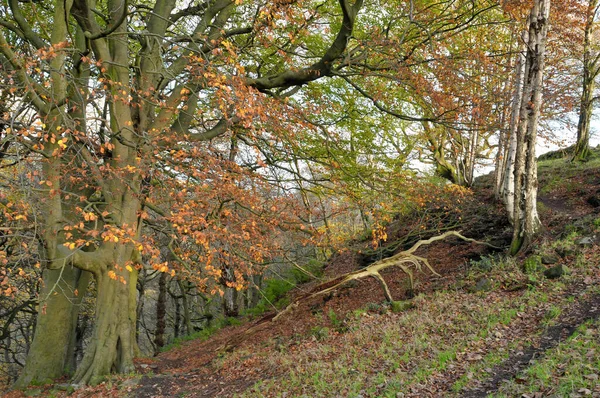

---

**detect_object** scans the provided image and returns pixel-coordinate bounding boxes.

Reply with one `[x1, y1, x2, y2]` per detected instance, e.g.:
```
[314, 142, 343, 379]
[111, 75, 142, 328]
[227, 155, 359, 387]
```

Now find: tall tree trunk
[510, 0, 550, 254]
[573, 0, 600, 162]
[174, 293, 181, 339]
[222, 266, 239, 317]
[154, 271, 168, 355]
[178, 280, 193, 336]
[15, 266, 89, 387]
[249, 274, 263, 308]
[502, 33, 528, 222]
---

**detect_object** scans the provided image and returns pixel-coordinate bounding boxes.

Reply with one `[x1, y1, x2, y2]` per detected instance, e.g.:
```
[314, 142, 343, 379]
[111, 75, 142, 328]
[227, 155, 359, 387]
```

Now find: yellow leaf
[126, 265, 133, 272]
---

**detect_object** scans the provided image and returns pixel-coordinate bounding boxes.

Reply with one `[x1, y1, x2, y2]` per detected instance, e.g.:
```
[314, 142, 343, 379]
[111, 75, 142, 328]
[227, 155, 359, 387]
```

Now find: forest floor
[8, 152, 600, 397]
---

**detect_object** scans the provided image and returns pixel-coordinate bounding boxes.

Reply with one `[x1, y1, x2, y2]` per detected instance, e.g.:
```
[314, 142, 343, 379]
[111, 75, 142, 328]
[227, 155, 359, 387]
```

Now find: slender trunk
[574, 80, 595, 161]
[136, 275, 145, 346]
[503, 32, 528, 223]
[154, 271, 168, 355]
[511, 0, 549, 254]
[178, 280, 193, 335]
[573, 0, 599, 161]
[465, 128, 478, 187]
[222, 266, 239, 317]
[15, 266, 89, 387]
[174, 294, 181, 339]
[249, 274, 263, 308]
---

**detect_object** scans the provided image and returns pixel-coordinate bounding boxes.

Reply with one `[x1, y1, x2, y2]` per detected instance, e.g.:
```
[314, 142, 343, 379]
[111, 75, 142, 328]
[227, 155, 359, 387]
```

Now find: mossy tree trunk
[72, 258, 140, 385]
[573, 0, 600, 162]
[222, 266, 239, 317]
[14, 265, 89, 387]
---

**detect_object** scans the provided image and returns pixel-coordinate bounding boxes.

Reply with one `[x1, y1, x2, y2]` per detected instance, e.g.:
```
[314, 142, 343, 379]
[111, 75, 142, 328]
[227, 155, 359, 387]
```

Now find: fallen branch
[273, 231, 499, 321]
[218, 231, 500, 352]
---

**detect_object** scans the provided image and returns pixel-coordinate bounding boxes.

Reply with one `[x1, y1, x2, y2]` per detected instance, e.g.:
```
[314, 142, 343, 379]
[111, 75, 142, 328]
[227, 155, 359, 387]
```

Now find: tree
[509, 0, 551, 254]
[573, 0, 600, 161]
[0, 0, 364, 386]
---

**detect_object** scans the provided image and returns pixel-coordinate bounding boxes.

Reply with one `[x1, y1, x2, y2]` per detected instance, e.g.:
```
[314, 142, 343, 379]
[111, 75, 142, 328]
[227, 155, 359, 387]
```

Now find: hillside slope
[9, 153, 600, 397]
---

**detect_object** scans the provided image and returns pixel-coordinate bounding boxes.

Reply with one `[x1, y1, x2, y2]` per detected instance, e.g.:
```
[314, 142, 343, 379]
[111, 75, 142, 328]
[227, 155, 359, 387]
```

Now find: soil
[130, 178, 600, 398]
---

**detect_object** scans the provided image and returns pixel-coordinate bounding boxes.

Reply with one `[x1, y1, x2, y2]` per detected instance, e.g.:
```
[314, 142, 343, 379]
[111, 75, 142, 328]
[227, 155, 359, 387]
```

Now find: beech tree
[0, 0, 364, 386]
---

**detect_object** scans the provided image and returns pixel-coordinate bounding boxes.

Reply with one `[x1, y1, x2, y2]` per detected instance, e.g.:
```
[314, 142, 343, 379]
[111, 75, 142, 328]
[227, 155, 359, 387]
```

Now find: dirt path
[461, 292, 600, 397]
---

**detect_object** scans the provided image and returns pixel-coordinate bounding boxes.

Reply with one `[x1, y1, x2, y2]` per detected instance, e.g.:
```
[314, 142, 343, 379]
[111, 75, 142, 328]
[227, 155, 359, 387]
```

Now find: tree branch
[246, 0, 364, 91]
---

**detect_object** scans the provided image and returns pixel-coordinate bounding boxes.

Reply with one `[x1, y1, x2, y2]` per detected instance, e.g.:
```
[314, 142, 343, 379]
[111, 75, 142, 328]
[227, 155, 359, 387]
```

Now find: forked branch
[273, 231, 499, 320]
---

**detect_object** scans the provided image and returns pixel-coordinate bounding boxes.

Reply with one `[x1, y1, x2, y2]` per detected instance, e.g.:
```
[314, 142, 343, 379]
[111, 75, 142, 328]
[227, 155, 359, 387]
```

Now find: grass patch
[495, 320, 600, 397]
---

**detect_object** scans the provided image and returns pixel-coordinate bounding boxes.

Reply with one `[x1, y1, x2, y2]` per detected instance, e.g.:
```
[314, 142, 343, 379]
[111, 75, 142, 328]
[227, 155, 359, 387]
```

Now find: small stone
[140, 364, 149, 369]
[473, 278, 492, 292]
[541, 254, 559, 265]
[578, 387, 592, 396]
[587, 196, 600, 207]
[544, 264, 571, 279]
[556, 246, 576, 258]
[578, 237, 595, 246]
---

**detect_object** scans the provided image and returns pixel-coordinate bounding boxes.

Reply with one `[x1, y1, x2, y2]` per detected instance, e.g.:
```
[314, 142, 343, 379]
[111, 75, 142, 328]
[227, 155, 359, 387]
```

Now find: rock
[541, 253, 559, 265]
[544, 264, 571, 279]
[121, 377, 140, 390]
[587, 196, 600, 207]
[55, 384, 76, 393]
[556, 246, 576, 258]
[578, 237, 595, 246]
[473, 278, 492, 292]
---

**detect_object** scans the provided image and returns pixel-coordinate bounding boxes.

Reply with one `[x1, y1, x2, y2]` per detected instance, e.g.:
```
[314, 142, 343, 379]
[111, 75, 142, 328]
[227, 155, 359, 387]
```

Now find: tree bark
[154, 271, 168, 355]
[222, 266, 239, 317]
[72, 262, 139, 385]
[573, 0, 600, 162]
[510, 0, 549, 254]
[15, 265, 89, 387]
[502, 32, 527, 222]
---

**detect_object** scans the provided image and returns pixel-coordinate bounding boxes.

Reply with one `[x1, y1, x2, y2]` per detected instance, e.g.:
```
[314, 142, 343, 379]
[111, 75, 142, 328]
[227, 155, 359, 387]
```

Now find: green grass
[235, 242, 600, 397]
[240, 283, 575, 397]
[494, 320, 600, 397]
[160, 316, 241, 352]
